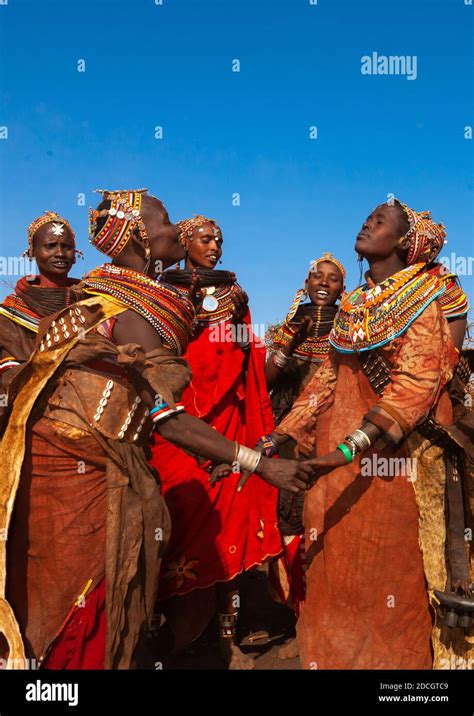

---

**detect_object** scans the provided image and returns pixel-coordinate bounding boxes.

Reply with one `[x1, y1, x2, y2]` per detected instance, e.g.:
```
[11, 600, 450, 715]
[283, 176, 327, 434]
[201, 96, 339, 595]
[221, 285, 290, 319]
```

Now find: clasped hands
[208, 433, 347, 494]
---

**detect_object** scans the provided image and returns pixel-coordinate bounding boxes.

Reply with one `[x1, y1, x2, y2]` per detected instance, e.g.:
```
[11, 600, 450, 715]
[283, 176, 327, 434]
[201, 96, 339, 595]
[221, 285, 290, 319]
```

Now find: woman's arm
[265, 316, 314, 390]
[114, 310, 311, 492]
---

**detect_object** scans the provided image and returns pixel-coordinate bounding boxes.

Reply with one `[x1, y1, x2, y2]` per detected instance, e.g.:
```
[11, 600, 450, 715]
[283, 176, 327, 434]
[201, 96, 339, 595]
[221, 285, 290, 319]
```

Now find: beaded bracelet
[151, 403, 185, 425]
[343, 437, 357, 461]
[336, 442, 353, 463]
[256, 434, 277, 457]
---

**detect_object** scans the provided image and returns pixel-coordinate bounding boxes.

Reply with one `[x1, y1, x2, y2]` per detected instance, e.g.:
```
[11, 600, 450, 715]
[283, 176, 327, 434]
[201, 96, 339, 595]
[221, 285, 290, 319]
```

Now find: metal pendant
[202, 294, 219, 312]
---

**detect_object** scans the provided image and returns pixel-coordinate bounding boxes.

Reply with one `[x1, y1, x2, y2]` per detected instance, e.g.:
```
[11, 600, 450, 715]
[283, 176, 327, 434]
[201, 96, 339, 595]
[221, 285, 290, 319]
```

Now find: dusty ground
[168, 567, 301, 670]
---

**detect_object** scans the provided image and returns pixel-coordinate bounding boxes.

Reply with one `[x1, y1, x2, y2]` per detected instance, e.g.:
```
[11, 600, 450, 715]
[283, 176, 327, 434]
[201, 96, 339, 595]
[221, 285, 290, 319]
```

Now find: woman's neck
[366, 255, 406, 285]
[37, 273, 70, 288]
[113, 252, 154, 278]
[184, 258, 204, 270]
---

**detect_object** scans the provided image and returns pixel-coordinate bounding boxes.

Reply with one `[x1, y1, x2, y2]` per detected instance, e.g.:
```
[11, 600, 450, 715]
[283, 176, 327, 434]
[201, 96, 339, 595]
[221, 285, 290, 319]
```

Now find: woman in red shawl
[150, 215, 281, 669]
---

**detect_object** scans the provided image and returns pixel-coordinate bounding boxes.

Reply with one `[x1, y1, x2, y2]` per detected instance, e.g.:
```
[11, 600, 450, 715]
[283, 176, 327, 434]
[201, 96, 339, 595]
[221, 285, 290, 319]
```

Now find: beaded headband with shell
[176, 214, 222, 251]
[89, 189, 149, 258]
[395, 200, 447, 265]
[286, 253, 346, 321]
[24, 211, 76, 259]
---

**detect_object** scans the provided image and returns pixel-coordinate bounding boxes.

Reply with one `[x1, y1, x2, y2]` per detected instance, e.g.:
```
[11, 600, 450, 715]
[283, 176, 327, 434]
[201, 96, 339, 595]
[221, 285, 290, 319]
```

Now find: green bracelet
[337, 442, 353, 463]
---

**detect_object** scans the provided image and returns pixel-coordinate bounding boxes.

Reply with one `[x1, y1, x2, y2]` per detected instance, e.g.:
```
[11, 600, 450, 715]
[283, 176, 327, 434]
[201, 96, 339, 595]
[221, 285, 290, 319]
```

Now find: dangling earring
[357, 253, 364, 285]
[143, 243, 152, 275]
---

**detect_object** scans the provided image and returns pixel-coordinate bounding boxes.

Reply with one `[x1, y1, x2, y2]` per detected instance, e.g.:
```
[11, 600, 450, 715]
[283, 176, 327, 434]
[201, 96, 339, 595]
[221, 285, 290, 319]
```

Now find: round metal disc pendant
[202, 295, 219, 312]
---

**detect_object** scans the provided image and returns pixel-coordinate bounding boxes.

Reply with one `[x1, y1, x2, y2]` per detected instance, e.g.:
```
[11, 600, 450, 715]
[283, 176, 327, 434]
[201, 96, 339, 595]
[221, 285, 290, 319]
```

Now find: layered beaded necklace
[0, 277, 79, 333]
[330, 262, 445, 353]
[164, 269, 242, 326]
[272, 304, 338, 363]
[81, 263, 195, 355]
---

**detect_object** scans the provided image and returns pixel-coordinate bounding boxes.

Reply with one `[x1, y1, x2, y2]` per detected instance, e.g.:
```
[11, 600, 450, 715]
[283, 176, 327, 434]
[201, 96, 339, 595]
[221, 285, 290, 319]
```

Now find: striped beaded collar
[271, 304, 338, 363]
[329, 263, 445, 353]
[80, 263, 196, 355]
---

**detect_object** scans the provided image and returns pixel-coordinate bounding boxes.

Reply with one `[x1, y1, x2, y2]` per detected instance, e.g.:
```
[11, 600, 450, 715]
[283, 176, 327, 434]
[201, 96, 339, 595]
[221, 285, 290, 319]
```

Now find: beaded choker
[329, 263, 445, 353]
[272, 304, 338, 363]
[81, 264, 195, 355]
[163, 269, 242, 326]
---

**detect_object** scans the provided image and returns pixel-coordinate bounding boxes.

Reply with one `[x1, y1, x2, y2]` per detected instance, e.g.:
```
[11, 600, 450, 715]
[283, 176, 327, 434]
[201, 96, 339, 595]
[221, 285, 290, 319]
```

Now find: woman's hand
[302, 449, 347, 484]
[288, 315, 314, 352]
[230, 289, 249, 325]
[188, 269, 203, 311]
[256, 456, 312, 494]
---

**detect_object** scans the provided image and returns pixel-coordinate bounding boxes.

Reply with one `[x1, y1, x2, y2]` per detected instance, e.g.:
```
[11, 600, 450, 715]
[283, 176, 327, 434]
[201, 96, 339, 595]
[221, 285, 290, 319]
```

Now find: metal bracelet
[237, 444, 262, 473]
[273, 349, 291, 369]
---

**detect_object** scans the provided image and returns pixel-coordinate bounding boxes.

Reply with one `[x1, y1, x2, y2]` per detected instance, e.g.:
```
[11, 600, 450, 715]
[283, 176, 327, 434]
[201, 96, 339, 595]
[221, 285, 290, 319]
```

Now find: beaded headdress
[396, 201, 446, 265]
[177, 215, 222, 251]
[287, 253, 346, 321]
[24, 211, 76, 259]
[89, 189, 149, 258]
[309, 252, 346, 284]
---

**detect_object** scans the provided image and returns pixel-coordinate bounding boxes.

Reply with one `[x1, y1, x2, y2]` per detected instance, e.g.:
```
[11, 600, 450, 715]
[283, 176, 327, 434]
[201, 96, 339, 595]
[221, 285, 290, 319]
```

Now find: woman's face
[32, 223, 76, 277]
[355, 204, 407, 261]
[307, 261, 344, 306]
[186, 222, 223, 269]
[148, 200, 185, 269]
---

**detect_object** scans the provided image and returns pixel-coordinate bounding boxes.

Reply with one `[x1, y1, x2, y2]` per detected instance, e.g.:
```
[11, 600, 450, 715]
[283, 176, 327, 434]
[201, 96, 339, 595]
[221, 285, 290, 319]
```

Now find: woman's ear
[397, 235, 411, 251]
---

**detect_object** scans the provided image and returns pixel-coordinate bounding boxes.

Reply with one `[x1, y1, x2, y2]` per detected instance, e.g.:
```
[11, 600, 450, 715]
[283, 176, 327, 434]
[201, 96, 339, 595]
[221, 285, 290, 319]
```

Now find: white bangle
[237, 445, 262, 473]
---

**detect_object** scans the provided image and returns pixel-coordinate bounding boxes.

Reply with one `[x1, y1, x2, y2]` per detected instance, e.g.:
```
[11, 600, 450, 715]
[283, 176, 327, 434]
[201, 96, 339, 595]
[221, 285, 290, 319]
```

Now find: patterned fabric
[398, 202, 447, 265]
[89, 189, 148, 258]
[329, 263, 445, 353]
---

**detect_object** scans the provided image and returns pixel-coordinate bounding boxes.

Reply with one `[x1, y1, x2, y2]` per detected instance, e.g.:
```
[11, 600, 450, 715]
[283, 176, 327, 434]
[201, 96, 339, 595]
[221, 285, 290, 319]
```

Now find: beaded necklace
[272, 304, 338, 363]
[426, 263, 469, 319]
[0, 277, 79, 333]
[0, 294, 41, 332]
[164, 269, 242, 326]
[330, 263, 445, 353]
[81, 264, 195, 355]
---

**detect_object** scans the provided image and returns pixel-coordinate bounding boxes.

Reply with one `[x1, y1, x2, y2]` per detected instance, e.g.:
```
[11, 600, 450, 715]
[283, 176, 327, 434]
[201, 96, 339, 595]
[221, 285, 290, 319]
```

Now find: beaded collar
[329, 263, 445, 353]
[0, 277, 79, 333]
[164, 269, 243, 327]
[81, 263, 195, 355]
[272, 304, 338, 363]
[426, 263, 469, 319]
[0, 294, 41, 332]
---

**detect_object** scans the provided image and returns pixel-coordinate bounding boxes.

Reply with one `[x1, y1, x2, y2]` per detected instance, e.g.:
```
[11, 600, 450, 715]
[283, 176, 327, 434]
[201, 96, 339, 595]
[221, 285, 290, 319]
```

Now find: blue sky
[0, 0, 472, 327]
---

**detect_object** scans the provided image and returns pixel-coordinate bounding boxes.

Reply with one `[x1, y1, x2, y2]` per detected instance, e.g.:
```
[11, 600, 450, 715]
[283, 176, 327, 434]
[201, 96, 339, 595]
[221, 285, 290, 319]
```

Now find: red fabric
[268, 535, 306, 618]
[150, 311, 282, 599]
[41, 579, 106, 670]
